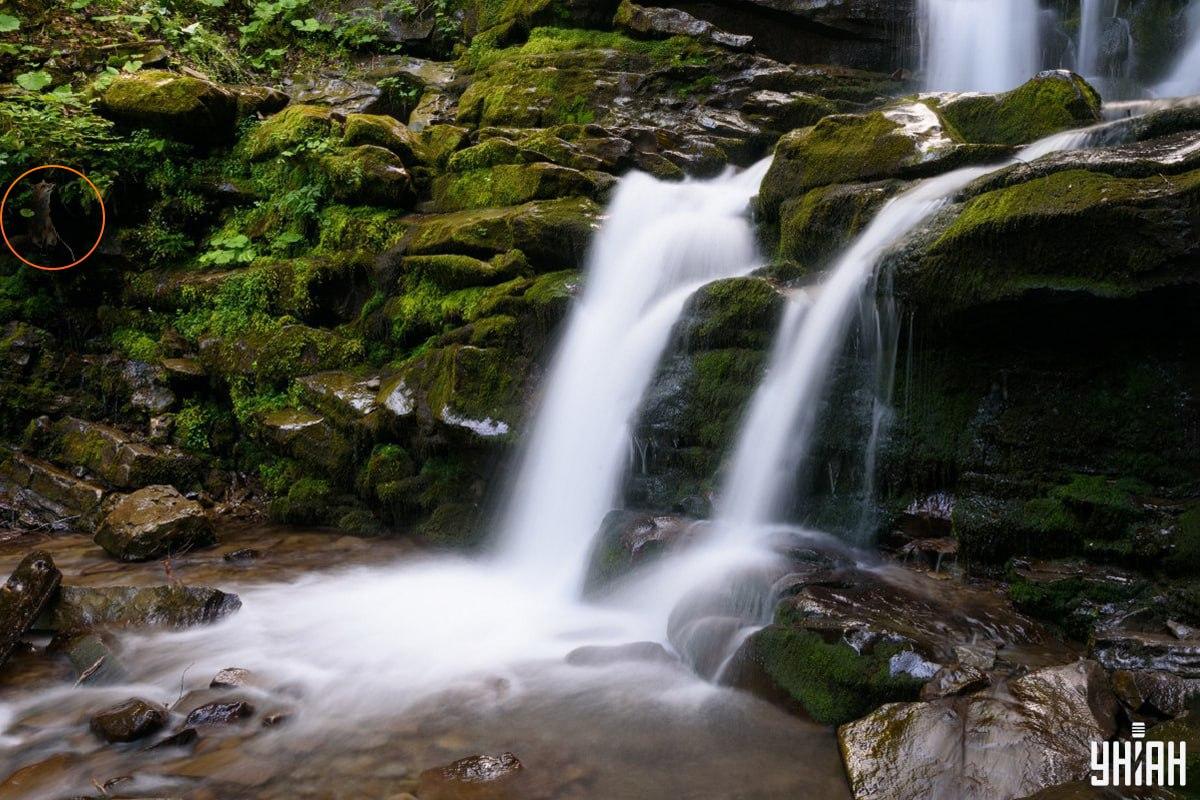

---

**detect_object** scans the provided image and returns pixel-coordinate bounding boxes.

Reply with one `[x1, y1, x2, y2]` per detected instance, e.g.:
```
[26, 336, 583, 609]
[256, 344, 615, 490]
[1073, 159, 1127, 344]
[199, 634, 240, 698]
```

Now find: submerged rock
[89, 698, 168, 743]
[94, 485, 215, 561]
[0, 551, 61, 671]
[839, 660, 1118, 800]
[418, 752, 524, 800]
[185, 699, 255, 726]
[47, 584, 241, 632]
[565, 641, 676, 666]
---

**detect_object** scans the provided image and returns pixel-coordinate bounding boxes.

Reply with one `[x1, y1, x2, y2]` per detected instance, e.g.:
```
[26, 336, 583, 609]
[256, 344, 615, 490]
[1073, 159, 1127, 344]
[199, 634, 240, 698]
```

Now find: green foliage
[199, 232, 259, 265]
[16, 70, 52, 91]
[175, 399, 220, 452]
[0, 14, 20, 32]
[175, 267, 282, 341]
[111, 328, 160, 362]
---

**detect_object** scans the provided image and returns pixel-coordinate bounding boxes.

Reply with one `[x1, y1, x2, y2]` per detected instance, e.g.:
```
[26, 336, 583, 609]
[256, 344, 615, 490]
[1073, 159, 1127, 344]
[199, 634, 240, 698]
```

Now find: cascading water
[1158, 0, 1200, 97]
[495, 161, 769, 595]
[920, 0, 1042, 92]
[1078, 0, 1106, 78]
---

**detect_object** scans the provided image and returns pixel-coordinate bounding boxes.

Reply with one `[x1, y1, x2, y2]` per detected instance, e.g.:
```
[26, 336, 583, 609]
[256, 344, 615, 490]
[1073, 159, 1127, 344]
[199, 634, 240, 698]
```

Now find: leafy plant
[15, 70, 52, 91]
[0, 14, 20, 32]
[199, 232, 258, 265]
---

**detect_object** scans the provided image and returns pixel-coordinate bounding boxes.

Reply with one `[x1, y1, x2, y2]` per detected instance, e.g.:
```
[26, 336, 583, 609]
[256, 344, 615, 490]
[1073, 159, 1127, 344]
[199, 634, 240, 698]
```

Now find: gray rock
[840, 660, 1118, 800]
[0, 551, 61, 671]
[615, 1, 752, 49]
[47, 584, 240, 632]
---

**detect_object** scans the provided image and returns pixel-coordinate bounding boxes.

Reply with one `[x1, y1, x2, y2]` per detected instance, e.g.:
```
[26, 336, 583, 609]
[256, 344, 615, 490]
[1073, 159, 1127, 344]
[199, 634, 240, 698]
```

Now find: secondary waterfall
[1158, 0, 1200, 97]
[716, 127, 1097, 533]
[495, 161, 770, 595]
[920, 0, 1041, 92]
[1077, 0, 1106, 78]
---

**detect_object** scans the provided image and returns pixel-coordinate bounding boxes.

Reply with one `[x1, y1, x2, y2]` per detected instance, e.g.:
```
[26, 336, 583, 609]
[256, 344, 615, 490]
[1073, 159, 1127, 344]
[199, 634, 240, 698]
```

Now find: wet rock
[1093, 628, 1200, 678]
[297, 372, 381, 422]
[262, 712, 291, 727]
[210, 667, 252, 688]
[565, 641, 676, 666]
[258, 408, 354, 478]
[0, 452, 106, 530]
[99, 69, 237, 143]
[432, 162, 605, 213]
[935, 70, 1101, 146]
[614, 1, 751, 49]
[954, 642, 997, 670]
[0, 752, 80, 799]
[64, 632, 129, 685]
[0, 551, 61, 670]
[90, 698, 168, 742]
[51, 417, 197, 490]
[322, 145, 417, 208]
[839, 660, 1118, 800]
[583, 511, 702, 594]
[229, 84, 289, 118]
[94, 485, 215, 561]
[148, 415, 174, 445]
[286, 74, 382, 116]
[418, 752, 524, 800]
[145, 727, 199, 751]
[920, 664, 989, 700]
[160, 357, 206, 382]
[1111, 668, 1200, 717]
[223, 548, 261, 563]
[48, 584, 241, 632]
[185, 700, 255, 726]
[342, 113, 423, 165]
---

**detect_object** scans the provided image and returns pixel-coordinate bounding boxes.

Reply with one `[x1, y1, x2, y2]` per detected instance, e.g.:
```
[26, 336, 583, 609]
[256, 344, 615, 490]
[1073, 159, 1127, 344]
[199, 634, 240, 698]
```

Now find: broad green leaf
[0, 14, 20, 32]
[15, 70, 52, 91]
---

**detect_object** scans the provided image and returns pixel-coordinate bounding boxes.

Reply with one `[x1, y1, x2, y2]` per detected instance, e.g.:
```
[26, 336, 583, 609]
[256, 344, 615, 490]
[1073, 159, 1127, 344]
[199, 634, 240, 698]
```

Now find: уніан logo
[1091, 721, 1187, 787]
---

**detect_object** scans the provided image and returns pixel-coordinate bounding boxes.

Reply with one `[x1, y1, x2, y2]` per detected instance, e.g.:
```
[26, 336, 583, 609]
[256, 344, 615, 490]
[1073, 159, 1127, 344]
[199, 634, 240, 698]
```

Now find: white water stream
[919, 0, 1042, 92]
[1158, 0, 1200, 97]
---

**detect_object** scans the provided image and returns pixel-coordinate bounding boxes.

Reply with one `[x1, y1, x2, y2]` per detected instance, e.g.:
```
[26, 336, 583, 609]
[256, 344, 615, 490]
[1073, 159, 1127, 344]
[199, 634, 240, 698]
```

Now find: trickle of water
[1078, 0, 1106, 78]
[920, 0, 1041, 92]
[1158, 0, 1200, 97]
[494, 160, 770, 596]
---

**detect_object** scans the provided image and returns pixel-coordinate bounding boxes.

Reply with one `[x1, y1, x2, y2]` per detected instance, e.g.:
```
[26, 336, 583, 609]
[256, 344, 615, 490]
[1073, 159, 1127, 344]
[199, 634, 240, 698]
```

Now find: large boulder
[50, 417, 197, 490]
[431, 162, 607, 213]
[99, 70, 237, 144]
[241, 104, 338, 161]
[321, 145, 417, 208]
[934, 70, 1101, 147]
[93, 485, 215, 561]
[0, 452, 107, 531]
[614, 1, 752, 49]
[838, 660, 1118, 800]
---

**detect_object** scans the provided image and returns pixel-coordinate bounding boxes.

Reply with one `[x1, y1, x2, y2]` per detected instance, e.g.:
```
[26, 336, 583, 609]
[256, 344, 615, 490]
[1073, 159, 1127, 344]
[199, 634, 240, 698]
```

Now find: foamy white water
[494, 160, 770, 595]
[920, 0, 1041, 91]
[1078, 0, 1107, 79]
[1158, 0, 1200, 97]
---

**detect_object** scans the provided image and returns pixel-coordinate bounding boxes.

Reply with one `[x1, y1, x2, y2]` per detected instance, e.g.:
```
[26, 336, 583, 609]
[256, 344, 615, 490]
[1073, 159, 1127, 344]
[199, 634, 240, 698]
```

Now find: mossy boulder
[258, 409, 354, 481]
[50, 417, 197, 490]
[677, 277, 783, 352]
[757, 107, 949, 221]
[431, 162, 602, 212]
[897, 167, 1200, 315]
[198, 324, 364, 385]
[398, 344, 523, 439]
[342, 113, 423, 165]
[405, 197, 600, 269]
[321, 145, 417, 208]
[94, 485, 215, 562]
[468, 0, 621, 38]
[100, 70, 237, 144]
[936, 70, 1102, 147]
[738, 625, 923, 725]
[778, 180, 904, 269]
[583, 510, 699, 594]
[242, 104, 338, 161]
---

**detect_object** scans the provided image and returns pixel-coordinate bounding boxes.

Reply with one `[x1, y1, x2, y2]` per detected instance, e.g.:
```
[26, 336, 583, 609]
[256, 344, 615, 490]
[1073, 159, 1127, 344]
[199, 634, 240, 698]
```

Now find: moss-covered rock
[50, 417, 198, 490]
[100, 70, 237, 144]
[342, 114, 423, 165]
[404, 197, 600, 268]
[936, 70, 1102, 147]
[49, 585, 241, 632]
[899, 167, 1200, 314]
[257, 408, 354, 481]
[431, 162, 601, 211]
[677, 277, 783, 352]
[739, 625, 923, 725]
[320, 145, 417, 208]
[398, 343, 523, 438]
[242, 105, 338, 161]
[778, 180, 904, 269]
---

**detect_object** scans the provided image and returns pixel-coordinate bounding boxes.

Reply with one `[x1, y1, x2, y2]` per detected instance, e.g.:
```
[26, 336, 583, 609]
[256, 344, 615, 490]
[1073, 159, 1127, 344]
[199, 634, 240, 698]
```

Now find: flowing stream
[919, 0, 1042, 91]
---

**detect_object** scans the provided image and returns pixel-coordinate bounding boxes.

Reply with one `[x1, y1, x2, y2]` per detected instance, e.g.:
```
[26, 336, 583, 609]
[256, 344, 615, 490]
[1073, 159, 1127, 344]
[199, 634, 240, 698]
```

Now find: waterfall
[494, 159, 770, 595]
[1078, 0, 1105, 78]
[1158, 0, 1200, 97]
[716, 126, 1097, 533]
[920, 0, 1042, 91]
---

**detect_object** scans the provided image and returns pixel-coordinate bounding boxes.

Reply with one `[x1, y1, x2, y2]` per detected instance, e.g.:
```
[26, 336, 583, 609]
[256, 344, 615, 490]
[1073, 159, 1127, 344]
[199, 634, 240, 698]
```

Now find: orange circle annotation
[0, 164, 106, 272]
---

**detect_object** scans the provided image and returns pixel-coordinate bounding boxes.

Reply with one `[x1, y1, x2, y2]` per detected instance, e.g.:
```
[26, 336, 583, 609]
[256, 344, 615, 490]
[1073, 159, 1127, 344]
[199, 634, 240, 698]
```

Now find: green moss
[432, 162, 596, 211]
[319, 145, 415, 207]
[1008, 573, 1147, 641]
[757, 112, 916, 220]
[175, 400, 220, 452]
[1050, 474, 1145, 535]
[1166, 507, 1200, 575]
[936, 71, 1101, 146]
[680, 278, 782, 351]
[317, 205, 407, 253]
[241, 105, 337, 161]
[342, 113, 422, 164]
[915, 167, 1200, 313]
[750, 626, 923, 726]
[268, 476, 334, 525]
[111, 328, 160, 363]
[778, 181, 900, 268]
[100, 70, 237, 143]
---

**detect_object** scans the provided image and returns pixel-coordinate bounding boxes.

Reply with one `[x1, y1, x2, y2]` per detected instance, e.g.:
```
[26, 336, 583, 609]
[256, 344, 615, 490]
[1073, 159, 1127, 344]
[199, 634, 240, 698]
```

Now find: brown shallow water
[0, 525, 850, 800]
